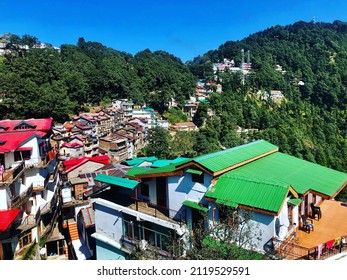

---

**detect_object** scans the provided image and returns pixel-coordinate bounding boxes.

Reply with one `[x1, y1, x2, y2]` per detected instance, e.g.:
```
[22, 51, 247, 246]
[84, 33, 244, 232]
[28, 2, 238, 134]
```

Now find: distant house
[60, 142, 84, 159]
[270, 90, 284, 99]
[169, 122, 198, 132]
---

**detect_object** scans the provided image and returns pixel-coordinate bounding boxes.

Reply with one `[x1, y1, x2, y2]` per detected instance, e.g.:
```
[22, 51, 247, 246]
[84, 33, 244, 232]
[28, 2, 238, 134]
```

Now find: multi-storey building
[0, 118, 61, 259]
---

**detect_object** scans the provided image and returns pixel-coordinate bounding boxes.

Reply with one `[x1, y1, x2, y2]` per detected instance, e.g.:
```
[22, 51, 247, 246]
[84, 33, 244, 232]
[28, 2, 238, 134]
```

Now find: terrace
[276, 199, 347, 259]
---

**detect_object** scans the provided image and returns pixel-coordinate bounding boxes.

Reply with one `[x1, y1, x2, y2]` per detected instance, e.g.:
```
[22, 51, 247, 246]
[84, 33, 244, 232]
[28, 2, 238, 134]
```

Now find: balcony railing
[10, 183, 33, 209]
[1, 161, 25, 183]
[131, 198, 186, 225]
[274, 235, 347, 260]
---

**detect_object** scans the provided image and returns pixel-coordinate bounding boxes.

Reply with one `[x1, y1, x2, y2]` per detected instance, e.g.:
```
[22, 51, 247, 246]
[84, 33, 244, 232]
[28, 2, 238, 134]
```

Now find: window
[192, 173, 204, 184]
[141, 183, 149, 197]
[19, 232, 32, 249]
[14, 151, 31, 161]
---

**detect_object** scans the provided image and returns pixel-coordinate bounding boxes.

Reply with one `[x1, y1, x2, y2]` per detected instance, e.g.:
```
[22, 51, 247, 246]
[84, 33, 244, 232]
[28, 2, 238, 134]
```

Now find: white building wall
[4, 153, 15, 169]
[0, 186, 7, 210]
[22, 137, 41, 167]
[167, 171, 212, 213]
[94, 201, 124, 243]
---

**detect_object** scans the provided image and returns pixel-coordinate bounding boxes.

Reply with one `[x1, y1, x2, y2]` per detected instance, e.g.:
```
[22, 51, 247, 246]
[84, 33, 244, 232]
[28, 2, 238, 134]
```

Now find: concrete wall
[94, 202, 124, 243]
[95, 239, 126, 260]
[168, 170, 212, 213]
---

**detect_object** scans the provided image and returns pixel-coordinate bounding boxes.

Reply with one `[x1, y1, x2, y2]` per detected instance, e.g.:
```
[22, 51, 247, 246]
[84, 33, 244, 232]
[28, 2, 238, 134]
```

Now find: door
[156, 177, 167, 208]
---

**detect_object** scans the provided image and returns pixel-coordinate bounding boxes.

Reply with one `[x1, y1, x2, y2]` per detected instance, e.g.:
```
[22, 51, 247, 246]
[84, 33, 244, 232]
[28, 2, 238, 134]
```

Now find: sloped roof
[151, 157, 189, 168]
[61, 142, 83, 148]
[0, 118, 53, 133]
[0, 131, 45, 153]
[228, 152, 347, 197]
[0, 209, 21, 232]
[206, 174, 291, 214]
[62, 155, 110, 173]
[94, 173, 139, 189]
[182, 200, 209, 212]
[126, 156, 158, 167]
[127, 140, 277, 178]
[192, 140, 278, 174]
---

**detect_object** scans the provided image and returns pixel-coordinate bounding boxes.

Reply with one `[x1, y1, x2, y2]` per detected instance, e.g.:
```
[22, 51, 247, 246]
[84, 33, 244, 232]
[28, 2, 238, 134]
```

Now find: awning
[288, 198, 302, 206]
[182, 200, 208, 212]
[186, 168, 203, 175]
[94, 173, 139, 190]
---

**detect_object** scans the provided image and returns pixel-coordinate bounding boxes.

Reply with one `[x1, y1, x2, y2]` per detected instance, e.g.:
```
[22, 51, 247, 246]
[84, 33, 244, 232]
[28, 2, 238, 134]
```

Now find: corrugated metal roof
[126, 140, 276, 178]
[125, 156, 158, 166]
[228, 152, 347, 197]
[0, 209, 21, 232]
[193, 140, 278, 173]
[151, 157, 189, 168]
[126, 158, 191, 178]
[206, 174, 289, 213]
[182, 200, 209, 212]
[186, 168, 203, 175]
[94, 174, 139, 190]
[288, 198, 302, 206]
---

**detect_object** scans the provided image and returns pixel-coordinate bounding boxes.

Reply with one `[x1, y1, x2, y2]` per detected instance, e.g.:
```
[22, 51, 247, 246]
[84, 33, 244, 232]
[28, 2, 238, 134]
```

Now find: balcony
[10, 183, 33, 209]
[95, 190, 186, 225]
[121, 219, 182, 258]
[0, 161, 25, 184]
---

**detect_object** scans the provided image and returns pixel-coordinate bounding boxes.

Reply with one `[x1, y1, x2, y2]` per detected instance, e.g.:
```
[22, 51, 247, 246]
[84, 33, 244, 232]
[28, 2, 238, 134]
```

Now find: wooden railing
[275, 235, 347, 260]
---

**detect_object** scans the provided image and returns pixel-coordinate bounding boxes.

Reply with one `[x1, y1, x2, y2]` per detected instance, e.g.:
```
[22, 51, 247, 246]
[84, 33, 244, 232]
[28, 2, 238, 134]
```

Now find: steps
[68, 222, 79, 241]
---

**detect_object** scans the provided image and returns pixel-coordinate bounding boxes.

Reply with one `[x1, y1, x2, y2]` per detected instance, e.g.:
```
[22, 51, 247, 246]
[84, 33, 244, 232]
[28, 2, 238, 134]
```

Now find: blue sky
[1, 0, 347, 62]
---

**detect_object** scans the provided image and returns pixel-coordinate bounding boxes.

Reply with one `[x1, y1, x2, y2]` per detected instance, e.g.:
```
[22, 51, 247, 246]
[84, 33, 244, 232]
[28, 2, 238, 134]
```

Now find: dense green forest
[0, 21, 346, 199]
[187, 21, 347, 176]
[0, 35, 196, 121]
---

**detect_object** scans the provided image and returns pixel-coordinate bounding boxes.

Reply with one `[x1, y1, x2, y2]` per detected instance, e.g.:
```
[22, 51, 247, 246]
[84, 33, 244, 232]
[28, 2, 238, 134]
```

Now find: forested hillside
[188, 20, 347, 182]
[0, 35, 196, 121]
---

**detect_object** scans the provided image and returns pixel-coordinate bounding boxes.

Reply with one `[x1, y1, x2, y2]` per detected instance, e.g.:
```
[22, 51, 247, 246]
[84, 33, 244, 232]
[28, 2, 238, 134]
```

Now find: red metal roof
[0, 118, 53, 133]
[0, 131, 46, 153]
[62, 155, 110, 173]
[0, 209, 21, 232]
[61, 142, 83, 148]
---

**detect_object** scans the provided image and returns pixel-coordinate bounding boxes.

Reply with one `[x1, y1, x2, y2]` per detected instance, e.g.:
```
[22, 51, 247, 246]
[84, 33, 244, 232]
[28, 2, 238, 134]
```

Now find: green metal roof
[192, 140, 278, 173]
[151, 157, 189, 168]
[94, 174, 139, 190]
[182, 200, 209, 212]
[288, 198, 302, 206]
[206, 174, 290, 213]
[126, 158, 191, 178]
[186, 168, 203, 175]
[125, 156, 158, 167]
[228, 152, 347, 197]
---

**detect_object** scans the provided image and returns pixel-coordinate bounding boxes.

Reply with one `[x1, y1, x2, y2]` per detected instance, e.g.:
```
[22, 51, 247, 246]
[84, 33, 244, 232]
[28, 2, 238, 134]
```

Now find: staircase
[68, 222, 79, 241]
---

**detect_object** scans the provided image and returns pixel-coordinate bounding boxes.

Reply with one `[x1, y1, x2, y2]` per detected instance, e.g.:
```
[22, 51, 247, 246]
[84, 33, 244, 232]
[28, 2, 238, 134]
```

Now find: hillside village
[1, 24, 347, 261]
[0, 113, 347, 260]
